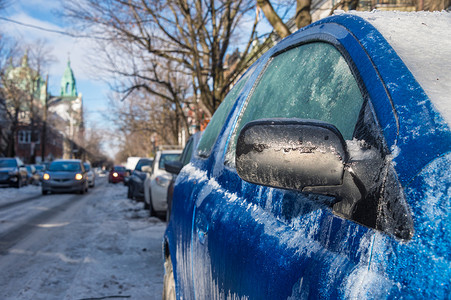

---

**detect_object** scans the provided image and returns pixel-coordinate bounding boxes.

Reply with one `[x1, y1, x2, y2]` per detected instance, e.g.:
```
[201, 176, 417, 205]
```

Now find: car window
[83, 163, 91, 171]
[49, 161, 82, 172]
[196, 67, 255, 157]
[181, 138, 194, 166]
[135, 159, 152, 171]
[0, 159, 16, 167]
[114, 166, 126, 172]
[159, 153, 180, 169]
[226, 42, 364, 165]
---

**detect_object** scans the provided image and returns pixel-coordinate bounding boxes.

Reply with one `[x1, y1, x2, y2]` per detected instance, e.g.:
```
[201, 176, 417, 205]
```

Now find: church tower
[60, 59, 77, 97]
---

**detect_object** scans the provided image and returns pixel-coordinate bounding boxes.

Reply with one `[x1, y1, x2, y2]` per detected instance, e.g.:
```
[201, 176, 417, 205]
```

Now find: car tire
[15, 176, 22, 189]
[166, 204, 171, 222]
[42, 189, 48, 195]
[127, 186, 132, 199]
[162, 255, 176, 300]
[143, 199, 150, 210]
[148, 194, 156, 217]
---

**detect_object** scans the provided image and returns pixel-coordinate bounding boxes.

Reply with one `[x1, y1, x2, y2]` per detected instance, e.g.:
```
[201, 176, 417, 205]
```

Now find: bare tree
[63, 0, 265, 119]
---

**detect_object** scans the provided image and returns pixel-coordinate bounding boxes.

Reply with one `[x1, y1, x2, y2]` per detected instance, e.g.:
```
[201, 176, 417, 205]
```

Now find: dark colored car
[108, 165, 127, 183]
[42, 159, 88, 195]
[162, 12, 451, 299]
[127, 158, 153, 200]
[165, 131, 202, 221]
[25, 164, 40, 185]
[0, 157, 28, 188]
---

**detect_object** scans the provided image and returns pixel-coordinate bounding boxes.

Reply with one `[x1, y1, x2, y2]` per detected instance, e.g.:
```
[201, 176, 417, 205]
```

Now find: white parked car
[143, 149, 181, 217]
[83, 161, 95, 188]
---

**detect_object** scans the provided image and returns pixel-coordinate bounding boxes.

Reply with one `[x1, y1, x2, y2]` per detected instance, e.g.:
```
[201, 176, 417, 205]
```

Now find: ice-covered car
[42, 159, 88, 195]
[162, 11, 451, 299]
[143, 149, 181, 217]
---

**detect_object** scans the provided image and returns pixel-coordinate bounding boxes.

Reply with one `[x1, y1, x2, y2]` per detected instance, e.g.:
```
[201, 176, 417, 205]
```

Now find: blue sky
[1, 0, 276, 158]
[1, 0, 116, 155]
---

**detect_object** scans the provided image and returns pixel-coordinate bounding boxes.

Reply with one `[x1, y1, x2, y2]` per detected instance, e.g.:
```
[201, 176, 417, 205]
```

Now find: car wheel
[143, 199, 150, 210]
[162, 255, 176, 300]
[127, 186, 132, 199]
[15, 177, 22, 188]
[166, 204, 171, 222]
[42, 189, 48, 195]
[149, 194, 156, 217]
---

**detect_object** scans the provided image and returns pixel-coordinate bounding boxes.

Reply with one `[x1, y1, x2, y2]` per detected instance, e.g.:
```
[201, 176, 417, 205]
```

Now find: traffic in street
[0, 176, 166, 300]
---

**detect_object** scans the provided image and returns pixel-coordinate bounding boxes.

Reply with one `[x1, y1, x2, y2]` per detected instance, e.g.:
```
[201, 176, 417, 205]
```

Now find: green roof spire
[60, 58, 77, 97]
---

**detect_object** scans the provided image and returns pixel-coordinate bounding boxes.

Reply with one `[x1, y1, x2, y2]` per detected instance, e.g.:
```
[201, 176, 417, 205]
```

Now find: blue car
[163, 11, 450, 299]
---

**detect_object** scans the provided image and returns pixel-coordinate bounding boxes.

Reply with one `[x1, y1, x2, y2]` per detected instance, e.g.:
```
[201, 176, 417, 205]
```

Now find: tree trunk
[257, 0, 291, 38]
[296, 0, 312, 29]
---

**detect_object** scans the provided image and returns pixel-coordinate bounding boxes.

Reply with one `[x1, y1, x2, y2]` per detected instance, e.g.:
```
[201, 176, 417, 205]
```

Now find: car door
[190, 30, 411, 298]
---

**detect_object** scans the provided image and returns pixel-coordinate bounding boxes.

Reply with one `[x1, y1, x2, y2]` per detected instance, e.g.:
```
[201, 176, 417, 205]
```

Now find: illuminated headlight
[43, 173, 50, 180]
[75, 173, 83, 180]
[113, 172, 118, 177]
[155, 176, 169, 187]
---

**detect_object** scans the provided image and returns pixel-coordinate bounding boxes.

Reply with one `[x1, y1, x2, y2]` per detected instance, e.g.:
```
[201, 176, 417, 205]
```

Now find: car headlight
[75, 173, 83, 180]
[8, 169, 17, 175]
[43, 173, 50, 180]
[113, 172, 118, 177]
[155, 176, 169, 187]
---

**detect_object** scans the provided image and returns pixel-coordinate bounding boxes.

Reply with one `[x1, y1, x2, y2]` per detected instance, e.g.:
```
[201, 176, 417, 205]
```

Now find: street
[0, 177, 166, 300]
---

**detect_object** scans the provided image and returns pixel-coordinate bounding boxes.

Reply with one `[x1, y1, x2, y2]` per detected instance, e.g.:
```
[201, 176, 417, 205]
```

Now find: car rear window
[159, 154, 180, 169]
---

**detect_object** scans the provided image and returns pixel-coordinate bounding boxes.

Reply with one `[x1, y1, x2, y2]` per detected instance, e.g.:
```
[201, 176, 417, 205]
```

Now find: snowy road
[0, 177, 166, 300]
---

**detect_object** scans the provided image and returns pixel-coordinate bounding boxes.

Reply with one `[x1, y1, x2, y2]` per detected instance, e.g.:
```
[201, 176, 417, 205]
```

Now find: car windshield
[159, 154, 180, 169]
[114, 166, 126, 172]
[0, 159, 16, 168]
[34, 165, 44, 171]
[83, 163, 91, 171]
[48, 161, 81, 172]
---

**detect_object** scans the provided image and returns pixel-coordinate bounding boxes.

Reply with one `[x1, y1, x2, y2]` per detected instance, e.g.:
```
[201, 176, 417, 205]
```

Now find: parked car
[143, 149, 181, 217]
[34, 164, 46, 181]
[83, 161, 96, 188]
[0, 157, 28, 188]
[108, 165, 127, 184]
[25, 164, 40, 185]
[165, 132, 202, 222]
[127, 158, 153, 200]
[162, 11, 451, 299]
[42, 159, 88, 195]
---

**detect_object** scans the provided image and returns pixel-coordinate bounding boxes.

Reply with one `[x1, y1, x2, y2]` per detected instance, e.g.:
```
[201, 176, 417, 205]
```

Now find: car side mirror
[142, 165, 152, 173]
[236, 118, 348, 191]
[165, 161, 184, 175]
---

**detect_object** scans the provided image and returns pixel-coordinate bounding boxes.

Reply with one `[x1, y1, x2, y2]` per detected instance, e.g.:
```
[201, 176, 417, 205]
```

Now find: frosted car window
[196, 72, 251, 157]
[226, 42, 364, 165]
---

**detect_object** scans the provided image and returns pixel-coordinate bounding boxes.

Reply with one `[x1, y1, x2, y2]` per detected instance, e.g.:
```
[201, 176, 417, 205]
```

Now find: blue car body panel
[164, 13, 451, 299]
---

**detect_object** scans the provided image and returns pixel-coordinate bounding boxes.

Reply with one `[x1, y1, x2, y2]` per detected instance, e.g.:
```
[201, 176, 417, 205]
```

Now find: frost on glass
[196, 69, 252, 157]
[226, 42, 363, 165]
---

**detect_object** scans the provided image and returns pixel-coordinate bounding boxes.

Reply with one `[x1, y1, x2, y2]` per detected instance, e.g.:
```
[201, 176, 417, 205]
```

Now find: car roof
[348, 11, 451, 126]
